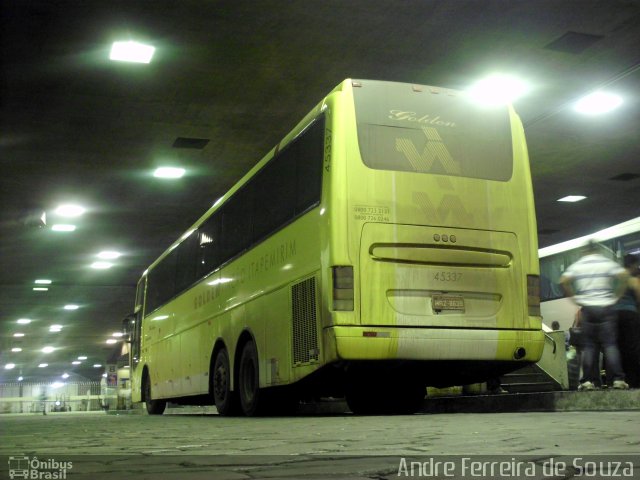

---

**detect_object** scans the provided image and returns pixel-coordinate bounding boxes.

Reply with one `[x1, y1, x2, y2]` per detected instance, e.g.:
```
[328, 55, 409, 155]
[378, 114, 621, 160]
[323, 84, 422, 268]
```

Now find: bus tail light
[527, 274, 541, 316]
[332, 266, 354, 311]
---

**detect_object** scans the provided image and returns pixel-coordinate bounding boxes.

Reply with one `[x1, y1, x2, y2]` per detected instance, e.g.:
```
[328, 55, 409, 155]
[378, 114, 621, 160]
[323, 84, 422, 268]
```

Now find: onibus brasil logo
[8, 456, 72, 479]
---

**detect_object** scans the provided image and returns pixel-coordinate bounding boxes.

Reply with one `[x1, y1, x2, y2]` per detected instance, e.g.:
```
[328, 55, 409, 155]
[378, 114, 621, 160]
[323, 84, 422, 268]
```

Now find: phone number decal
[354, 205, 390, 222]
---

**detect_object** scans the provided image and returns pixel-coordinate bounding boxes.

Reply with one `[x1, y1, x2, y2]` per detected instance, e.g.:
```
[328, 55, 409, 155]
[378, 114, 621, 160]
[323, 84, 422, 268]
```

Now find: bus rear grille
[292, 277, 319, 365]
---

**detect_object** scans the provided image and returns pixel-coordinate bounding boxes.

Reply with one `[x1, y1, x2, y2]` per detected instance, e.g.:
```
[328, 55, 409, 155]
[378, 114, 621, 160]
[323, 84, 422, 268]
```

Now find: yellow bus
[128, 79, 544, 416]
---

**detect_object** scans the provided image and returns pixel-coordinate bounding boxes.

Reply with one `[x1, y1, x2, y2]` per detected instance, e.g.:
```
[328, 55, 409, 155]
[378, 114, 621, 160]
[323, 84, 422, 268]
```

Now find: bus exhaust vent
[292, 277, 319, 365]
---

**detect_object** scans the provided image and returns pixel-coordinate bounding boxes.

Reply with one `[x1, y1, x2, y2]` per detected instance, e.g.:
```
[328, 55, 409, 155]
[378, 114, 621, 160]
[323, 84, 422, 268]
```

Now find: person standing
[559, 242, 629, 390]
[614, 254, 640, 388]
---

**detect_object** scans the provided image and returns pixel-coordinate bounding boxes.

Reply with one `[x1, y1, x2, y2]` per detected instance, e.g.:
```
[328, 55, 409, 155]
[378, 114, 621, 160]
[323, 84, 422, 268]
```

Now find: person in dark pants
[560, 241, 629, 390]
[614, 254, 640, 388]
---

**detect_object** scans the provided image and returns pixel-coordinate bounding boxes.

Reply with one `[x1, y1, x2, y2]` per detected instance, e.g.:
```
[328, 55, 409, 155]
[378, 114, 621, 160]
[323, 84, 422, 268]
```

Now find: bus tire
[212, 348, 240, 416]
[345, 369, 424, 415]
[238, 340, 262, 416]
[143, 372, 166, 415]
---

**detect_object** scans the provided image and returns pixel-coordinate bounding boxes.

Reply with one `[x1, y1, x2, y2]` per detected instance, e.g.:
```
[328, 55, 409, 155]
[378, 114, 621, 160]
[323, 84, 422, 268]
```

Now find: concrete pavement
[1, 409, 639, 479]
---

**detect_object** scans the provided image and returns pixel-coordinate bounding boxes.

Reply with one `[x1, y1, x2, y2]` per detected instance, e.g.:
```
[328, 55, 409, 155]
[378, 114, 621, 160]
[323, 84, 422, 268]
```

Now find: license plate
[432, 295, 465, 312]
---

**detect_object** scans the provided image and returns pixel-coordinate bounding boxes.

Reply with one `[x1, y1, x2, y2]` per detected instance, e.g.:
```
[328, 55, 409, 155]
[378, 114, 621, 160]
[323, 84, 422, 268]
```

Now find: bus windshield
[352, 80, 513, 181]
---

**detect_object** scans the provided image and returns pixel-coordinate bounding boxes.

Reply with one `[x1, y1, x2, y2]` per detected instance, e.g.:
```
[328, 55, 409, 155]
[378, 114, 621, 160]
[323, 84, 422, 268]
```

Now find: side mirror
[121, 314, 135, 342]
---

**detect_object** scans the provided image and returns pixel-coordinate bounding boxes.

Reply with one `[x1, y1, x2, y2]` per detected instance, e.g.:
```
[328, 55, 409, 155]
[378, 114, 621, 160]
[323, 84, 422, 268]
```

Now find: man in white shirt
[560, 241, 629, 390]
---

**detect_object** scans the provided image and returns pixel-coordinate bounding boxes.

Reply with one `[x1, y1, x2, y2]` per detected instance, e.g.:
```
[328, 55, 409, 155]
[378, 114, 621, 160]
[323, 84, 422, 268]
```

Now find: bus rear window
[353, 80, 513, 181]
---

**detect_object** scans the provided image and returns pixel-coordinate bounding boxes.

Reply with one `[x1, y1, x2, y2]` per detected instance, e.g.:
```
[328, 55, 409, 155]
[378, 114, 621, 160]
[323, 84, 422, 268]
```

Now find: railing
[0, 382, 121, 413]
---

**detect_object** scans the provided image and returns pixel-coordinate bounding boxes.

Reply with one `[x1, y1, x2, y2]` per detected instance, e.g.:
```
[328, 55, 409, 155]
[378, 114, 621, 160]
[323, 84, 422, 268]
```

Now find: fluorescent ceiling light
[97, 251, 121, 259]
[112, 332, 124, 337]
[574, 92, 622, 115]
[466, 74, 530, 105]
[78, 356, 87, 360]
[17, 318, 31, 324]
[106, 339, 118, 344]
[51, 381, 65, 388]
[154, 167, 185, 179]
[64, 304, 79, 310]
[55, 204, 86, 217]
[33, 287, 49, 292]
[72, 361, 81, 365]
[35, 279, 52, 285]
[4, 363, 16, 370]
[42, 346, 55, 353]
[110, 41, 155, 64]
[93, 364, 102, 368]
[13, 333, 25, 337]
[39, 363, 48, 368]
[18, 376, 23, 381]
[91, 261, 113, 269]
[49, 325, 63, 332]
[51, 224, 76, 232]
[557, 195, 586, 203]
[61, 373, 70, 379]
[11, 348, 22, 352]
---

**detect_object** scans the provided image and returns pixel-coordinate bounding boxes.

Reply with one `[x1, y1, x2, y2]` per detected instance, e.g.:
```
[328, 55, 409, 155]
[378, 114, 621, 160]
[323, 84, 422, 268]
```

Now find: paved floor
[1, 409, 639, 479]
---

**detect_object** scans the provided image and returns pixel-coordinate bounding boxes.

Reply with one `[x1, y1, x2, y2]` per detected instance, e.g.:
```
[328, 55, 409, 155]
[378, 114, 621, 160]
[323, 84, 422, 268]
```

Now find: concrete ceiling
[2, 0, 640, 382]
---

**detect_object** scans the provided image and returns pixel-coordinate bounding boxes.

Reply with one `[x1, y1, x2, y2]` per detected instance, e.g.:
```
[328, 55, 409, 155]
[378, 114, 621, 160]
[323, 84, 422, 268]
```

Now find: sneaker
[578, 381, 597, 391]
[613, 380, 629, 390]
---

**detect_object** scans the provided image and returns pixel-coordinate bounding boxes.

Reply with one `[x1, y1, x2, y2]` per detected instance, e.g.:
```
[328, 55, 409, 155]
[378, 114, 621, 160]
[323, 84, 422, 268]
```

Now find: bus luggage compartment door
[359, 223, 525, 330]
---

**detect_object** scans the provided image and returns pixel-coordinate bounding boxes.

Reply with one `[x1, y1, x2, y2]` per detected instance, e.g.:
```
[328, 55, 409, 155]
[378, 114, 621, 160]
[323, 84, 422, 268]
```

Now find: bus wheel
[345, 370, 424, 415]
[238, 341, 262, 416]
[143, 372, 166, 415]
[389, 383, 426, 414]
[212, 348, 240, 416]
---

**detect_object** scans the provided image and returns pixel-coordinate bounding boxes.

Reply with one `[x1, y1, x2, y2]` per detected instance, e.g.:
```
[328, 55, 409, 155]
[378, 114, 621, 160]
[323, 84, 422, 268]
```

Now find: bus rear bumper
[326, 326, 544, 363]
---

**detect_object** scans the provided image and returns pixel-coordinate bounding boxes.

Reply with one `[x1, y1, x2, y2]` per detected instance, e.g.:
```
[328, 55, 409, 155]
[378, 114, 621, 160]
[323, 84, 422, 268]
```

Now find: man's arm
[559, 274, 576, 300]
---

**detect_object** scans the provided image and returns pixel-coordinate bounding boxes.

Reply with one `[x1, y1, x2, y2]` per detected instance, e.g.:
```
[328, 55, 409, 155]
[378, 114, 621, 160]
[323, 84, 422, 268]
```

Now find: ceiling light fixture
[72, 361, 81, 365]
[78, 356, 87, 360]
[64, 304, 79, 310]
[93, 364, 102, 368]
[35, 279, 52, 285]
[97, 251, 121, 260]
[11, 348, 22, 352]
[38, 363, 48, 368]
[55, 204, 86, 217]
[4, 363, 16, 370]
[13, 333, 25, 337]
[557, 195, 587, 203]
[574, 91, 622, 115]
[153, 167, 185, 179]
[110, 41, 155, 64]
[466, 74, 530, 106]
[51, 224, 76, 232]
[91, 261, 113, 269]
[42, 346, 55, 353]
[33, 287, 49, 292]
[106, 339, 118, 344]
[49, 325, 63, 332]
[17, 318, 31, 324]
